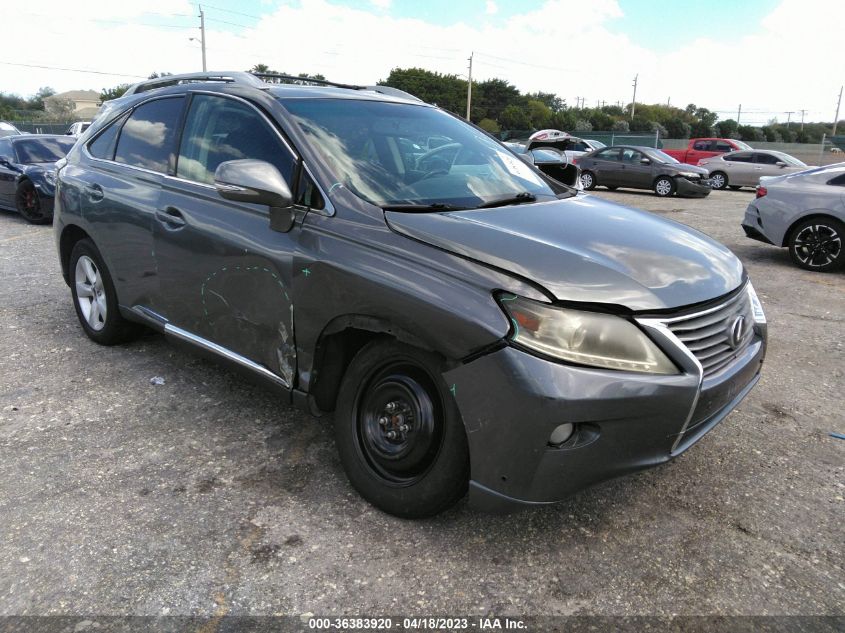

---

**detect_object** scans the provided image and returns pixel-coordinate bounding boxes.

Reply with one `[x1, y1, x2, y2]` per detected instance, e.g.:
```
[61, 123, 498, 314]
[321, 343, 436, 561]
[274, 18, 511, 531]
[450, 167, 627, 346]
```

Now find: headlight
[678, 172, 700, 178]
[44, 171, 56, 186]
[747, 283, 766, 324]
[499, 294, 678, 374]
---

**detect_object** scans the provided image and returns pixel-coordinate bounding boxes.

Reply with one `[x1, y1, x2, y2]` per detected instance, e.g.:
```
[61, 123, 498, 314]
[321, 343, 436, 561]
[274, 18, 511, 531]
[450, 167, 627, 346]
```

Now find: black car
[578, 145, 712, 197]
[0, 134, 75, 223]
[53, 72, 765, 517]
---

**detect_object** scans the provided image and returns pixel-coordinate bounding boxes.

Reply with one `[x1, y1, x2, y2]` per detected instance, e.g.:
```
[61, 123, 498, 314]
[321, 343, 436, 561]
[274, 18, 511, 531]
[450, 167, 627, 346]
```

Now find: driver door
[153, 93, 301, 386]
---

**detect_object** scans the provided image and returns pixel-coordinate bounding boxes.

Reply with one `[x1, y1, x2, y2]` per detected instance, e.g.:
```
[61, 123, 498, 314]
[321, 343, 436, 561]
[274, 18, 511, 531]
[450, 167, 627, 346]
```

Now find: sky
[1, 0, 843, 126]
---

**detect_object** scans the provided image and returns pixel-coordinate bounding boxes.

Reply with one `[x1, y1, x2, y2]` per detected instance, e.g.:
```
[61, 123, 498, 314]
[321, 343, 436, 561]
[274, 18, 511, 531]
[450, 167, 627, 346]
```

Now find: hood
[22, 161, 59, 174]
[385, 195, 744, 311]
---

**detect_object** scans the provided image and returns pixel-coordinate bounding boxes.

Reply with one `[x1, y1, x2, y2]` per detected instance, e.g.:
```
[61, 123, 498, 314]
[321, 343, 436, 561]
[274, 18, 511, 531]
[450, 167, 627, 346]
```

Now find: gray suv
[54, 72, 767, 517]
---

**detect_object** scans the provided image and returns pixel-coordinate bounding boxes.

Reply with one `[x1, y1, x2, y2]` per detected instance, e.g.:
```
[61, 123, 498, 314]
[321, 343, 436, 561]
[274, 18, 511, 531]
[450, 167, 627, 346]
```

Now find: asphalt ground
[0, 187, 842, 619]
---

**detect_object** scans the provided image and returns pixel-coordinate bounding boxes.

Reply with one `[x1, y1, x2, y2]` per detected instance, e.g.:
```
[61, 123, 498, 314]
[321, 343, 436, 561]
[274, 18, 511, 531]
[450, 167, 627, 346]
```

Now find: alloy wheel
[792, 224, 842, 269]
[75, 255, 108, 331]
[655, 178, 673, 196]
[710, 172, 726, 189]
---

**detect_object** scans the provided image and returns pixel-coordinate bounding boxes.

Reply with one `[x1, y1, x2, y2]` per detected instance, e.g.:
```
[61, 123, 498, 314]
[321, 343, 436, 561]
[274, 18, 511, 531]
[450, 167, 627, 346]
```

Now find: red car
[664, 138, 752, 166]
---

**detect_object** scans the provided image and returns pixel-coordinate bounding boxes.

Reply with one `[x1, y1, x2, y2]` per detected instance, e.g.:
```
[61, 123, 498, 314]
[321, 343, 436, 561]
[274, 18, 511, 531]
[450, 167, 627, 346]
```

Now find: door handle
[86, 183, 104, 202]
[155, 207, 186, 228]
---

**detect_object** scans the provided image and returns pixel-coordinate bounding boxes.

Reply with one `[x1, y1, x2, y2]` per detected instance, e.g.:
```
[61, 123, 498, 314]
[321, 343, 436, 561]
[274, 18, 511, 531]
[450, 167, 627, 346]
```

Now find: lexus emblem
[728, 315, 747, 349]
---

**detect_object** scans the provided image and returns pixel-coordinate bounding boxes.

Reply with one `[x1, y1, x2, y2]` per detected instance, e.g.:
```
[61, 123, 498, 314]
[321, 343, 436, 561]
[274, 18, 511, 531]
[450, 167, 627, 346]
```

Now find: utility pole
[465, 52, 473, 121]
[199, 5, 207, 72]
[667, 96, 670, 106]
[833, 86, 843, 136]
[630, 74, 638, 121]
[785, 111, 793, 129]
[800, 109, 807, 131]
[737, 104, 741, 125]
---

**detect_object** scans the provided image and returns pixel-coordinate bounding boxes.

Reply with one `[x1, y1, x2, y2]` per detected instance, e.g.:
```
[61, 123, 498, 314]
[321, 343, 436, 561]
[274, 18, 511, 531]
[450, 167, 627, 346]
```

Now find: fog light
[548, 423, 574, 446]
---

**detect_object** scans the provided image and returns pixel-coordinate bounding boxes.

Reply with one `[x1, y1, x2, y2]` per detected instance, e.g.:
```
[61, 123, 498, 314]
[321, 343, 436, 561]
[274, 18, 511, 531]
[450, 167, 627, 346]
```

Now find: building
[43, 90, 100, 120]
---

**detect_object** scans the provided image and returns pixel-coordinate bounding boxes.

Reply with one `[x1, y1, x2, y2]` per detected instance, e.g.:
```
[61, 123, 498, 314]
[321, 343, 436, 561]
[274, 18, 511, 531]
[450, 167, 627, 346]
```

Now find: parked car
[65, 121, 92, 137]
[524, 129, 605, 163]
[699, 150, 810, 190]
[578, 145, 712, 197]
[54, 71, 766, 517]
[742, 163, 845, 272]
[0, 134, 75, 223]
[504, 143, 581, 188]
[664, 138, 752, 166]
[0, 121, 22, 138]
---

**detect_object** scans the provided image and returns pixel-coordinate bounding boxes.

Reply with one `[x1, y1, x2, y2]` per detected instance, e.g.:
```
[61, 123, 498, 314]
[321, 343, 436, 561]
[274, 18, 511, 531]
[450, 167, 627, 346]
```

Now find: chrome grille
[663, 287, 755, 378]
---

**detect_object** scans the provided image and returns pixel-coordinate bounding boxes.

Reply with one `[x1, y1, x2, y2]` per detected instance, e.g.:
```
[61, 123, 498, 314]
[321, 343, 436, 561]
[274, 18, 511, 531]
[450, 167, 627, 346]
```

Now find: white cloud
[370, 0, 392, 8]
[2, 0, 843, 125]
[485, 1, 498, 15]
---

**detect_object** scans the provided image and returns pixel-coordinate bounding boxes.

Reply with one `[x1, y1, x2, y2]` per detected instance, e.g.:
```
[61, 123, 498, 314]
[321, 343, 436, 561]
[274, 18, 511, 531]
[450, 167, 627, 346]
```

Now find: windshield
[14, 137, 75, 163]
[646, 148, 680, 164]
[280, 98, 558, 209]
[776, 153, 807, 167]
[734, 140, 752, 150]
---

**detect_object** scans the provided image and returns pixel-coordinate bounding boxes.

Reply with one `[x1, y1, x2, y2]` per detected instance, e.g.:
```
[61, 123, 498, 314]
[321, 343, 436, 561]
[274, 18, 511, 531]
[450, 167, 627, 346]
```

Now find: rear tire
[580, 170, 596, 190]
[654, 176, 675, 197]
[333, 340, 469, 518]
[15, 181, 50, 224]
[69, 239, 143, 344]
[787, 217, 844, 272]
[710, 171, 728, 190]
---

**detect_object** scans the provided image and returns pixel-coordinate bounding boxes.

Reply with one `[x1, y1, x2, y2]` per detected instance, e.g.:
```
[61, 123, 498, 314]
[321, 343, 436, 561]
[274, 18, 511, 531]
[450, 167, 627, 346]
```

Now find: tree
[100, 84, 131, 101]
[473, 78, 522, 123]
[665, 118, 690, 138]
[526, 100, 552, 129]
[612, 120, 630, 132]
[28, 87, 55, 111]
[525, 91, 564, 113]
[499, 104, 530, 130]
[379, 67, 466, 115]
[574, 119, 592, 132]
[45, 97, 76, 121]
[478, 118, 500, 134]
[715, 118, 739, 138]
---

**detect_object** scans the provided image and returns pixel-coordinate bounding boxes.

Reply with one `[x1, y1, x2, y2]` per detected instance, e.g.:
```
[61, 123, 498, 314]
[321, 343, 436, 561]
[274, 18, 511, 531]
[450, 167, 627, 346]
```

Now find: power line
[0, 61, 145, 79]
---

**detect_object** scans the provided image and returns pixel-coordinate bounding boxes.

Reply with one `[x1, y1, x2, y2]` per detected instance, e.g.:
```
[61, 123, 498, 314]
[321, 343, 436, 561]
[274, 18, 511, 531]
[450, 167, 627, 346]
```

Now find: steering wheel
[415, 142, 462, 174]
[420, 169, 449, 180]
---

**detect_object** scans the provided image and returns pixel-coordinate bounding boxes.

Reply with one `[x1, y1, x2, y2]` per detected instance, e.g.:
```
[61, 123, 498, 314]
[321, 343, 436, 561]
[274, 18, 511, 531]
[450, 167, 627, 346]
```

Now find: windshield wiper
[473, 192, 537, 209]
[381, 202, 468, 212]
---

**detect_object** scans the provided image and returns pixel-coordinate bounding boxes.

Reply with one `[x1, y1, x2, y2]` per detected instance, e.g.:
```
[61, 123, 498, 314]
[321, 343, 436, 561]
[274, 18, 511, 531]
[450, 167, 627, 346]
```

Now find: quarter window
[88, 113, 128, 161]
[176, 94, 295, 185]
[827, 173, 845, 186]
[114, 97, 184, 173]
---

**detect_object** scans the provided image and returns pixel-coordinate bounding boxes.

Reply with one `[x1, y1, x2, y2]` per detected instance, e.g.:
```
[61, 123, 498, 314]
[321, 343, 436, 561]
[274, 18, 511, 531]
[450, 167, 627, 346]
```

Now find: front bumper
[675, 177, 712, 197]
[445, 325, 766, 512]
[33, 182, 57, 215]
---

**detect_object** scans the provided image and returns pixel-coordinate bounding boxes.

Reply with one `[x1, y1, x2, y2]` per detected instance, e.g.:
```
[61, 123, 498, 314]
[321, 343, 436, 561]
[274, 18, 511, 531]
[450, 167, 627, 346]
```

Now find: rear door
[71, 97, 185, 310]
[589, 148, 622, 185]
[153, 92, 302, 385]
[722, 151, 754, 185]
[752, 152, 787, 184]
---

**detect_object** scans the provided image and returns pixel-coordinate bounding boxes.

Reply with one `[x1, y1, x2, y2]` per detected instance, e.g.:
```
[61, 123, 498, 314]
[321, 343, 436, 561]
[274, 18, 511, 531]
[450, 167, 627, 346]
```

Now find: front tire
[15, 181, 50, 224]
[654, 176, 675, 197]
[580, 170, 596, 190]
[788, 218, 844, 272]
[333, 340, 469, 518]
[69, 239, 143, 344]
[710, 171, 728, 190]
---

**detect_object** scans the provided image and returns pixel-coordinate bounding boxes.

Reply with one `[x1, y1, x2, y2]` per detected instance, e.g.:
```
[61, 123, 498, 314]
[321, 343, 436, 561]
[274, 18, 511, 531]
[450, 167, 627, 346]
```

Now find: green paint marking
[510, 317, 520, 338]
[450, 384, 457, 396]
[500, 294, 518, 302]
[302, 268, 311, 277]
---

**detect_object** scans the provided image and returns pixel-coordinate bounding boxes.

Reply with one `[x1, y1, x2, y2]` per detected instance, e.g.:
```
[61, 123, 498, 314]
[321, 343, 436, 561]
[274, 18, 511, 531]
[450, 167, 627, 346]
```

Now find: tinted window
[88, 113, 128, 160]
[296, 170, 325, 209]
[114, 97, 184, 173]
[594, 148, 621, 161]
[13, 137, 75, 163]
[754, 153, 780, 165]
[714, 141, 734, 152]
[827, 173, 845, 186]
[693, 140, 712, 150]
[0, 138, 12, 159]
[724, 152, 753, 162]
[177, 94, 295, 185]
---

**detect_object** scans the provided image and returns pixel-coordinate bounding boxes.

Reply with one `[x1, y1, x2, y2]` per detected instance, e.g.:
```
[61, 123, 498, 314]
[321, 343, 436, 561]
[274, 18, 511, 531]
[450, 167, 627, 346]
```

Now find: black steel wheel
[788, 217, 844, 272]
[15, 181, 50, 224]
[334, 340, 468, 517]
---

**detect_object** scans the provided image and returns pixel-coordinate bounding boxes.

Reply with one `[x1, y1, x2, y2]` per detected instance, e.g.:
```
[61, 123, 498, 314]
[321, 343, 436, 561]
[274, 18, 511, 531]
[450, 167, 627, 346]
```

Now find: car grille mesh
[664, 288, 755, 378]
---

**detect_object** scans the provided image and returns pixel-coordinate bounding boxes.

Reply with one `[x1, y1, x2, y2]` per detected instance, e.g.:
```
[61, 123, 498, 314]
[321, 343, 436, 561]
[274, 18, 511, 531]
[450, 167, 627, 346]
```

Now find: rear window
[13, 137, 75, 163]
[114, 97, 184, 173]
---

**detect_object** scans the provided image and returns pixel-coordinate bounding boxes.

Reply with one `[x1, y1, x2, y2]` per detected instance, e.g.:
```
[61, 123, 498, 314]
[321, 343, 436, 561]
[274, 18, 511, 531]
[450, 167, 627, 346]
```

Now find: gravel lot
[0, 188, 842, 618]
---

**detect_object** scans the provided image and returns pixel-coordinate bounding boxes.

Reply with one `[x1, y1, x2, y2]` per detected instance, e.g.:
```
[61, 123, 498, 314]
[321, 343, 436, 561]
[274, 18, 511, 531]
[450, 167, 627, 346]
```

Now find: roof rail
[124, 71, 264, 96]
[122, 70, 423, 103]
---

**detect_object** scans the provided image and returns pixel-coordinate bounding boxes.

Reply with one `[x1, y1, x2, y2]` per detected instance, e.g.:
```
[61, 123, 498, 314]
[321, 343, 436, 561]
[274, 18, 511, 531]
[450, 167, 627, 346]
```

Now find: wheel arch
[782, 212, 845, 247]
[308, 315, 452, 414]
[59, 224, 93, 284]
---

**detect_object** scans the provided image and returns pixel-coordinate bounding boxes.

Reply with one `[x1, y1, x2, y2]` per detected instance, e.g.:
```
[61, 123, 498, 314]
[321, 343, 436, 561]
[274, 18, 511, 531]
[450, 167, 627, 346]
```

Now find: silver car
[742, 163, 845, 271]
[701, 150, 810, 190]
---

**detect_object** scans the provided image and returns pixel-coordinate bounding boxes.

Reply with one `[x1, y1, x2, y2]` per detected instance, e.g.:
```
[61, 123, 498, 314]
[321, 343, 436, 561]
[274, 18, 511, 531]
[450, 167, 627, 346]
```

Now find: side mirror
[214, 159, 294, 232]
[776, 161, 787, 167]
[640, 157, 651, 165]
[0, 155, 12, 166]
